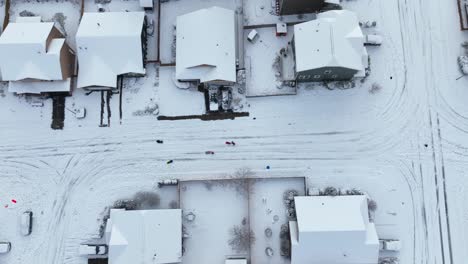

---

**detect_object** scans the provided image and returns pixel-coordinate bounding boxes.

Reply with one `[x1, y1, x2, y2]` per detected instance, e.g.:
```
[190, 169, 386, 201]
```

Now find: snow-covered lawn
[83, 0, 143, 12]
[157, 66, 205, 116]
[181, 180, 250, 264]
[249, 177, 305, 264]
[244, 26, 296, 97]
[242, 0, 315, 26]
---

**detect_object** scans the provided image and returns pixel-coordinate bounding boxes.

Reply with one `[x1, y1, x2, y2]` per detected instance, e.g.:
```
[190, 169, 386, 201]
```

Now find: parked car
[20, 211, 33, 236]
[379, 239, 401, 251]
[0, 242, 11, 254]
[79, 244, 108, 256]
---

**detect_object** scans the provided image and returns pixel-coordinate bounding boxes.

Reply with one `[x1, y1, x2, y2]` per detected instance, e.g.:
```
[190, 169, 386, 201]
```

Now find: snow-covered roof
[290, 195, 379, 264]
[8, 79, 71, 94]
[106, 209, 182, 264]
[295, 195, 370, 232]
[0, 18, 67, 81]
[76, 12, 146, 88]
[176, 6, 237, 83]
[293, 10, 367, 73]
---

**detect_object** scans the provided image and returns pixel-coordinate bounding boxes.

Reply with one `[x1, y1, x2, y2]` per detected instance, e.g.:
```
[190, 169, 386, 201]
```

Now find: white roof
[290, 195, 379, 264]
[176, 7, 236, 83]
[295, 195, 369, 233]
[8, 79, 71, 94]
[76, 12, 146, 88]
[0, 19, 66, 81]
[107, 209, 182, 264]
[293, 10, 367, 73]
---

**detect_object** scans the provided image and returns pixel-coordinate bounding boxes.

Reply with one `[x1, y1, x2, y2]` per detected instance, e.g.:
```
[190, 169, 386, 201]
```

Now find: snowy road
[1, 0, 468, 263]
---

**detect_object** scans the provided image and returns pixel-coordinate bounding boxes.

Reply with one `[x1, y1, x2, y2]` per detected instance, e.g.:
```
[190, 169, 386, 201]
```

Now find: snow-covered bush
[322, 186, 339, 196]
[458, 55, 468, 75]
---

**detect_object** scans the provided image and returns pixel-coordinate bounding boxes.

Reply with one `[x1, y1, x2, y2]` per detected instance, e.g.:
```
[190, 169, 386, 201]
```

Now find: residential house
[105, 208, 182, 264]
[176, 7, 237, 86]
[289, 195, 379, 264]
[293, 10, 368, 82]
[0, 17, 75, 94]
[76, 12, 146, 90]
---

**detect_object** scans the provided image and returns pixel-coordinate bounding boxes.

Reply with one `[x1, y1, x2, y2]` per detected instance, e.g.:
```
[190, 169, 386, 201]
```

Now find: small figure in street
[156, 140, 164, 144]
[167, 160, 173, 164]
[231, 141, 236, 146]
[225, 141, 232, 145]
[205, 151, 215, 155]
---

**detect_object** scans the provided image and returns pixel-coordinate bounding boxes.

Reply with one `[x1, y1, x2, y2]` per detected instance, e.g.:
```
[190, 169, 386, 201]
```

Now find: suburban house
[279, 0, 325, 15]
[75, 12, 146, 90]
[292, 10, 368, 82]
[176, 6, 237, 86]
[105, 208, 182, 264]
[289, 195, 379, 264]
[0, 17, 75, 94]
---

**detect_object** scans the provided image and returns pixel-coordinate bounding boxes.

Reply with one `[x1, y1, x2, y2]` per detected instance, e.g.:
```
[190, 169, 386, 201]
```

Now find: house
[76, 12, 146, 90]
[289, 195, 379, 264]
[105, 208, 182, 264]
[293, 10, 368, 82]
[176, 7, 237, 86]
[279, 0, 325, 15]
[0, 17, 75, 94]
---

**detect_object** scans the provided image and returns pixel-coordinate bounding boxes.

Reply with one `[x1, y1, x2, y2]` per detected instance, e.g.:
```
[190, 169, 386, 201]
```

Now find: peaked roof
[76, 12, 146, 88]
[0, 18, 66, 81]
[106, 209, 182, 264]
[176, 6, 237, 83]
[294, 195, 370, 233]
[290, 195, 379, 264]
[294, 10, 367, 73]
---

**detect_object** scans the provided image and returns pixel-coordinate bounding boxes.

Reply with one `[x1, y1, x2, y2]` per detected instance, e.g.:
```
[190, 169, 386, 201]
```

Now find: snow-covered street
[1, 0, 468, 263]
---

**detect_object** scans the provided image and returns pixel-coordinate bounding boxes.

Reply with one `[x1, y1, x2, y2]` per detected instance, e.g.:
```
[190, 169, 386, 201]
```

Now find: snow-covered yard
[248, 177, 305, 264]
[0, 0, 468, 264]
[83, 0, 143, 12]
[242, 0, 315, 26]
[244, 26, 296, 97]
[180, 180, 250, 264]
[157, 67, 205, 117]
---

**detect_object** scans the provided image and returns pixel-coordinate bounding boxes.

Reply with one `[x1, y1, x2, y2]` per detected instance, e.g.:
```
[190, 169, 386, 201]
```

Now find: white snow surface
[0, 0, 467, 264]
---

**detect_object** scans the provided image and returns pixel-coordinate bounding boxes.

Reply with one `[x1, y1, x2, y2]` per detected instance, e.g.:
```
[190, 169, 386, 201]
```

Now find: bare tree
[228, 225, 255, 253]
